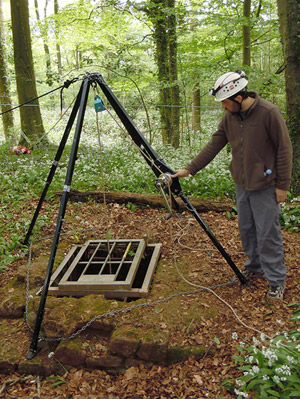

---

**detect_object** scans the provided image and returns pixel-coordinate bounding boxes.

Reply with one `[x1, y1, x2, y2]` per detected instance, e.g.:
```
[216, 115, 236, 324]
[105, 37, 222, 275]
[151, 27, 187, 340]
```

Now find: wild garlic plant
[230, 306, 300, 399]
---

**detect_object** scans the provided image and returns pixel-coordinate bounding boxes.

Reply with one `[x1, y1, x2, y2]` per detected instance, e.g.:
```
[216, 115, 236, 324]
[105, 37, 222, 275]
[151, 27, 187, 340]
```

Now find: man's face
[221, 97, 241, 113]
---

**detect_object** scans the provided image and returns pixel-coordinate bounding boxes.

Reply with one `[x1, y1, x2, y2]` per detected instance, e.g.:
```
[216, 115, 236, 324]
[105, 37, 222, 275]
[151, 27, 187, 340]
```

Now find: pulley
[155, 172, 172, 191]
[155, 173, 174, 219]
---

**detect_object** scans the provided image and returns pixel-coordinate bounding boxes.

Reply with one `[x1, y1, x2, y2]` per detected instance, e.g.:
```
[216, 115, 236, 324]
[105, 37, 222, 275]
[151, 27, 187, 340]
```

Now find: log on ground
[55, 189, 235, 213]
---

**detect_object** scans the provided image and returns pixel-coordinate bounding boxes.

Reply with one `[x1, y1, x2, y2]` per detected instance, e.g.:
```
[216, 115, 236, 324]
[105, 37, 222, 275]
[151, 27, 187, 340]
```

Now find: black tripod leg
[23, 83, 85, 246]
[179, 193, 249, 285]
[26, 78, 91, 360]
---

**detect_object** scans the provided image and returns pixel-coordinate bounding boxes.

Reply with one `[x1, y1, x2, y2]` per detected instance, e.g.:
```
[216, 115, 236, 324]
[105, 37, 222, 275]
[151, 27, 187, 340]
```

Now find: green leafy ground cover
[1, 109, 300, 398]
[1, 109, 299, 271]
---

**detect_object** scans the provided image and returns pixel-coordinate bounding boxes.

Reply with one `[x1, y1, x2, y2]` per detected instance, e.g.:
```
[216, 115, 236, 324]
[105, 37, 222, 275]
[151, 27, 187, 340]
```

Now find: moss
[7, 276, 22, 289]
[143, 328, 169, 344]
[166, 345, 206, 364]
[111, 326, 141, 341]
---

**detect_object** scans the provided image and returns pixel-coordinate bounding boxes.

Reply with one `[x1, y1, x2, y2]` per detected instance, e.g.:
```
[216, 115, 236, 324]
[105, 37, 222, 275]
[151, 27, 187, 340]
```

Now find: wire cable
[0, 78, 80, 117]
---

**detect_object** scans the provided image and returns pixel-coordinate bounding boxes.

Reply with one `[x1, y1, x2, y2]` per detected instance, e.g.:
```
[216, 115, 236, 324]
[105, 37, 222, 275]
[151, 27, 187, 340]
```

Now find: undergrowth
[0, 107, 298, 270]
[223, 304, 300, 398]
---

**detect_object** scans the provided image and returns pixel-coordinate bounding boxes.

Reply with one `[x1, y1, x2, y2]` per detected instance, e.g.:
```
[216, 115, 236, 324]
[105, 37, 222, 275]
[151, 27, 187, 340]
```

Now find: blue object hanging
[94, 95, 106, 112]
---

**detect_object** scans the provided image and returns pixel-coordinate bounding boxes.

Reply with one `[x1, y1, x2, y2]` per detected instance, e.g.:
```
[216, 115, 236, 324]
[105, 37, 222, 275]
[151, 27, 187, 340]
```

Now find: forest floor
[0, 198, 300, 399]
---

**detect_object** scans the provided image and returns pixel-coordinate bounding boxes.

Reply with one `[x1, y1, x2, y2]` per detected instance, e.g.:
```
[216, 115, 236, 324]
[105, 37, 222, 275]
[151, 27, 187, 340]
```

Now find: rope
[163, 181, 273, 340]
[22, 77, 274, 346]
[24, 223, 238, 343]
[1, 77, 81, 149]
[31, 94, 78, 151]
[24, 211, 272, 343]
[0, 78, 79, 117]
[93, 86, 113, 272]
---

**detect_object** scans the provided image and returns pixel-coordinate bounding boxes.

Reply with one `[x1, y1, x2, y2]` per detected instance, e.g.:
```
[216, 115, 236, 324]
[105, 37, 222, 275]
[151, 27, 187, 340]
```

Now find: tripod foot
[26, 346, 41, 360]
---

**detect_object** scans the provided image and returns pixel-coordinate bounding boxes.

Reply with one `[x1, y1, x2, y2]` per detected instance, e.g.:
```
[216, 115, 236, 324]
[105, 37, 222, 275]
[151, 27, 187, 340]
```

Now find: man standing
[172, 70, 293, 300]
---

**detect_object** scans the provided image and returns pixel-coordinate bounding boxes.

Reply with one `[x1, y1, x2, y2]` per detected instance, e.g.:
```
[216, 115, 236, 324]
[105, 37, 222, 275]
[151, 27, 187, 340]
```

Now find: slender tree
[34, 0, 53, 86]
[10, 0, 44, 145]
[0, 0, 14, 143]
[149, 0, 172, 145]
[277, 0, 300, 195]
[166, 0, 180, 148]
[129, 0, 180, 147]
[243, 0, 251, 66]
[192, 82, 201, 134]
[54, 0, 62, 78]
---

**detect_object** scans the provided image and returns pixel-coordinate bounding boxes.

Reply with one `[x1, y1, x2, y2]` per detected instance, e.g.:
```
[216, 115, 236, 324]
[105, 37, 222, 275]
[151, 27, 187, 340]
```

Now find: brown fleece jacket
[186, 92, 293, 191]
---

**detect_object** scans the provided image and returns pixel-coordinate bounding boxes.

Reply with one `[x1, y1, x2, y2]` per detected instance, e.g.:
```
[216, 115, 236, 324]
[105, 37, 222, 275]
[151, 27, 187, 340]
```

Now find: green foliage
[226, 205, 238, 220]
[226, 306, 300, 399]
[46, 375, 67, 387]
[280, 197, 300, 232]
[0, 234, 25, 272]
[0, 109, 235, 272]
[126, 202, 137, 212]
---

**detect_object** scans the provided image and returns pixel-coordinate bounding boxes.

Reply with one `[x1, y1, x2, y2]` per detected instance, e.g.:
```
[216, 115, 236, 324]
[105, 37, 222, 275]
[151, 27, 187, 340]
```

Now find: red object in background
[9, 146, 31, 155]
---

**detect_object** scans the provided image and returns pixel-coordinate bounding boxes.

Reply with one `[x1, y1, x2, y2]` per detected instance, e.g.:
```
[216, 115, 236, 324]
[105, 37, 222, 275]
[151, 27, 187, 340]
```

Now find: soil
[0, 198, 300, 398]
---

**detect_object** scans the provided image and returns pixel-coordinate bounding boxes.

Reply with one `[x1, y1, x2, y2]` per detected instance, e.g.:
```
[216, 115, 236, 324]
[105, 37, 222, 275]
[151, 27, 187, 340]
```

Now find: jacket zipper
[240, 121, 245, 187]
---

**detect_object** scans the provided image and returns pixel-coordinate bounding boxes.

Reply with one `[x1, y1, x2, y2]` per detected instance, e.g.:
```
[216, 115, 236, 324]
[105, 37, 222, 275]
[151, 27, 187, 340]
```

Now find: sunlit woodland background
[0, 0, 299, 201]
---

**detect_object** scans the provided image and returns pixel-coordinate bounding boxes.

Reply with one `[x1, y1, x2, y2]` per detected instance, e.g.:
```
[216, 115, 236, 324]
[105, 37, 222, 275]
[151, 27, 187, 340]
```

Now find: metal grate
[49, 239, 161, 299]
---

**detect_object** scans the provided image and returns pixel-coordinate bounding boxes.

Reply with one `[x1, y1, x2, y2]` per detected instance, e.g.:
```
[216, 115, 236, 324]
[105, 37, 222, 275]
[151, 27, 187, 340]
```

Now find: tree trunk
[243, 0, 251, 66]
[10, 0, 44, 145]
[167, 0, 180, 148]
[34, 0, 53, 86]
[54, 0, 62, 78]
[57, 189, 234, 213]
[151, 0, 171, 144]
[0, 0, 14, 143]
[192, 83, 201, 134]
[277, 0, 300, 195]
[148, 0, 180, 147]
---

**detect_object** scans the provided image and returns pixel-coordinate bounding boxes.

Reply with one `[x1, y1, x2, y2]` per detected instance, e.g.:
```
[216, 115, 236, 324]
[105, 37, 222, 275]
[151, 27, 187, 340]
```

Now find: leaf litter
[0, 200, 300, 398]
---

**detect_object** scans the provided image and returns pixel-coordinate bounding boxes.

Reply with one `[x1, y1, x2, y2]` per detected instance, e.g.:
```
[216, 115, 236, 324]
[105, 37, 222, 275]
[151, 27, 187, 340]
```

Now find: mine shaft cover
[49, 239, 161, 299]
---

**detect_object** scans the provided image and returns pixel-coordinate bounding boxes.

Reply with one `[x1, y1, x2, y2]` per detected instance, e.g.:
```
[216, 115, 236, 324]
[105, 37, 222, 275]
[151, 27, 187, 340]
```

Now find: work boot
[241, 268, 264, 278]
[266, 284, 285, 300]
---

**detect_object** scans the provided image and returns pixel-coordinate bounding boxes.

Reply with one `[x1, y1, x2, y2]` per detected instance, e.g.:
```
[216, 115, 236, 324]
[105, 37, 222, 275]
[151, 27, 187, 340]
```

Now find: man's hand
[275, 188, 288, 203]
[171, 169, 190, 178]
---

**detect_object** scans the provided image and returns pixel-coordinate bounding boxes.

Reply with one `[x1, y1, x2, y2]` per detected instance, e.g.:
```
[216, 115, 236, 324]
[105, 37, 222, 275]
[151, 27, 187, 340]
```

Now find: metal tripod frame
[25, 72, 248, 360]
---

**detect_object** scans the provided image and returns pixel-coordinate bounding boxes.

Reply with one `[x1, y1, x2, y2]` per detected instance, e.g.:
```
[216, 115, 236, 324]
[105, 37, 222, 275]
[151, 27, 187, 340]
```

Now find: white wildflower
[232, 332, 238, 340]
[275, 340, 282, 348]
[261, 347, 278, 366]
[275, 365, 291, 376]
[273, 375, 280, 384]
[234, 388, 248, 398]
[252, 365, 260, 374]
[260, 333, 267, 341]
[287, 355, 297, 365]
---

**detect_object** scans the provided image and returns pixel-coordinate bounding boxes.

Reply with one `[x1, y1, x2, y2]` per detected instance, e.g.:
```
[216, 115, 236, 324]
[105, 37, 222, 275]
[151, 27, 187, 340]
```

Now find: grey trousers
[235, 185, 286, 286]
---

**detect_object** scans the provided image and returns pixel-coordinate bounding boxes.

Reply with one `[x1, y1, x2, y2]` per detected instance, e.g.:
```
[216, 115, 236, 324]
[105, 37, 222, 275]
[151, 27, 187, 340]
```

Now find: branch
[252, 37, 277, 46]
[250, 26, 273, 44]
[255, 0, 262, 18]
[223, 30, 236, 61]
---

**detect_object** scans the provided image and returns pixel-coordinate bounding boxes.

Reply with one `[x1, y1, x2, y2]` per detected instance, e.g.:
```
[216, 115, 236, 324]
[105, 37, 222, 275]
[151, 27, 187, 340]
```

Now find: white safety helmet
[209, 70, 248, 102]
